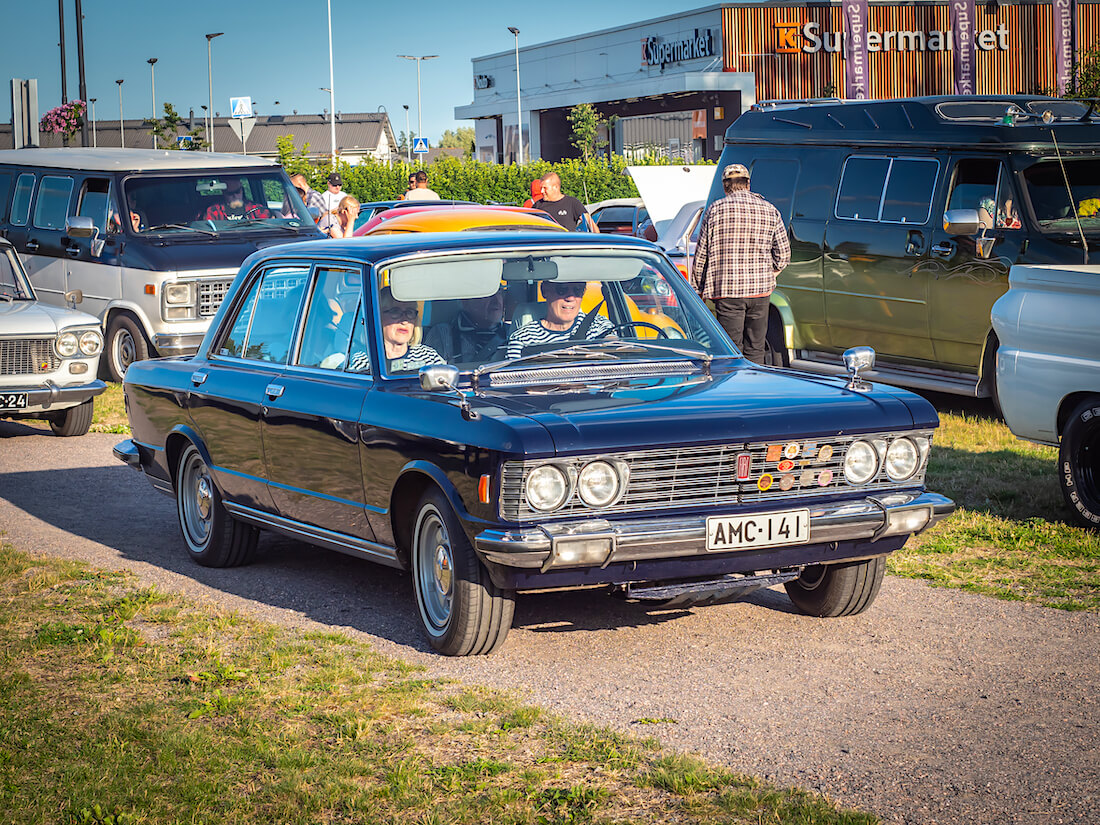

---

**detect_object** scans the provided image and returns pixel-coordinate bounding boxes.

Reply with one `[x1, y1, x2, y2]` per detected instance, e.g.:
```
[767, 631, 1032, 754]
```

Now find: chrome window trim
[834, 155, 940, 226]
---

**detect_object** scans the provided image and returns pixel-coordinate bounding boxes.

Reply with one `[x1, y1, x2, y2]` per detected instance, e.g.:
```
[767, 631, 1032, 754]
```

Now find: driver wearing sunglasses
[506, 280, 615, 359]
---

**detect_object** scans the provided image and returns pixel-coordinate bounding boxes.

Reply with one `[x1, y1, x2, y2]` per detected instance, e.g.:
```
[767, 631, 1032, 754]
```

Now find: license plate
[706, 509, 810, 551]
[0, 392, 28, 411]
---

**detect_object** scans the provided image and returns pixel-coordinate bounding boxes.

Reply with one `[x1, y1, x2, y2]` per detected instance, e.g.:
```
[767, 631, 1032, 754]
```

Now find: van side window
[880, 159, 939, 224]
[77, 178, 111, 231]
[0, 173, 11, 222]
[947, 159, 1000, 229]
[836, 157, 890, 220]
[10, 174, 35, 227]
[32, 176, 75, 230]
[750, 159, 800, 222]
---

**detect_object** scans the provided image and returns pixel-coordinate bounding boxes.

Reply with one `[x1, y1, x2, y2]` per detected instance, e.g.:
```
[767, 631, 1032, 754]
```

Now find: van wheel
[175, 443, 258, 567]
[784, 557, 885, 617]
[411, 488, 514, 656]
[1059, 396, 1100, 530]
[763, 313, 788, 368]
[49, 399, 94, 437]
[106, 314, 150, 383]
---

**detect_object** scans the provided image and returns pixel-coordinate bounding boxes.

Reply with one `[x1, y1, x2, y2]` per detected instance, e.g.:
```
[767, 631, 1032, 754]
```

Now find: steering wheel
[597, 321, 669, 339]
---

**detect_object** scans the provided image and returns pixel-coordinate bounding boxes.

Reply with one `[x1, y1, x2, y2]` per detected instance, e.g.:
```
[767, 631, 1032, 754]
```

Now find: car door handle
[65, 244, 81, 257]
[25, 241, 39, 252]
[190, 371, 207, 386]
[264, 383, 284, 398]
[931, 242, 954, 257]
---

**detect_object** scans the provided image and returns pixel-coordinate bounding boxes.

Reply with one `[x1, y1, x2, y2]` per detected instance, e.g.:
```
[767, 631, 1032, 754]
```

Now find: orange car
[359, 206, 565, 235]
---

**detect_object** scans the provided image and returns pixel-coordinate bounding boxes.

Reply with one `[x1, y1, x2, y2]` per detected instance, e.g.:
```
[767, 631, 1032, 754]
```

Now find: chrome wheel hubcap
[416, 510, 454, 633]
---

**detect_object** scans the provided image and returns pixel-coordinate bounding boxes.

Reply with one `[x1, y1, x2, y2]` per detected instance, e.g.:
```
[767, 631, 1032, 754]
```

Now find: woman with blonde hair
[325, 195, 361, 238]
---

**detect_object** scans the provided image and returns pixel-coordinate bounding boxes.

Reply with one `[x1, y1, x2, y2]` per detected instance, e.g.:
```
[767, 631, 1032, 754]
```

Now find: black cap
[328, 172, 342, 186]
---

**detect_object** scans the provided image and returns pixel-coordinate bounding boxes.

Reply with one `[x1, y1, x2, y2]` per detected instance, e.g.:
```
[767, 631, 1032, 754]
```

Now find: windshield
[0, 247, 33, 301]
[122, 172, 313, 235]
[1022, 158, 1100, 231]
[353, 248, 734, 378]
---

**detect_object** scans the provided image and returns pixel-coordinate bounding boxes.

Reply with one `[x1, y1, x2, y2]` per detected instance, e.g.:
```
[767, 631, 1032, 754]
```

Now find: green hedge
[275, 136, 712, 205]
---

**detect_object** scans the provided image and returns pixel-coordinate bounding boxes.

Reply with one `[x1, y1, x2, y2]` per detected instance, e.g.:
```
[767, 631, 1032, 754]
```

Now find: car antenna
[1051, 129, 1089, 264]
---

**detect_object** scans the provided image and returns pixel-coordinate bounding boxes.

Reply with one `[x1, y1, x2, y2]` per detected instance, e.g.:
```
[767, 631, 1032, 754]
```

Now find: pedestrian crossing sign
[229, 96, 254, 118]
[412, 137, 429, 154]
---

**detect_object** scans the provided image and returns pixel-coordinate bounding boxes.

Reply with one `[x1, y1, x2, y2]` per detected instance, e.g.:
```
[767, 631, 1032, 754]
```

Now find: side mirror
[64, 289, 84, 307]
[419, 364, 461, 392]
[65, 215, 97, 238]
[843, 346, 875, 392]
[943, 209, 979, 236]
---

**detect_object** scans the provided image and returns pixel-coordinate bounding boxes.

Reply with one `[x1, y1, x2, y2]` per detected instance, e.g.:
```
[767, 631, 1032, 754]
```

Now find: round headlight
[577, 461, 621, 508]
[78, 329, 103, 356]
[844, 440, 879, 485]
[525, 464, 569, 512]
[56, 331, 79, 358]
[885, 437, 920, 481]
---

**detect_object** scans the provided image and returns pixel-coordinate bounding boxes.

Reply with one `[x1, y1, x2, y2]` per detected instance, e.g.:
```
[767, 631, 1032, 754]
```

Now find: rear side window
[837, 156, 939, 224]
[236, 266, 310, 363]
[0, 173, 11, 222]
[750, 158, 800, 222]
[32, 175, 74, 230]
[10, 173, 35, 227]
[836, 157, 890, 220]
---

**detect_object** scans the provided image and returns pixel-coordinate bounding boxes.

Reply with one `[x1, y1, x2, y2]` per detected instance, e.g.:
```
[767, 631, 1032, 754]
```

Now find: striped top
[347, 343, 444, 375]
[506, 312, 615, 359]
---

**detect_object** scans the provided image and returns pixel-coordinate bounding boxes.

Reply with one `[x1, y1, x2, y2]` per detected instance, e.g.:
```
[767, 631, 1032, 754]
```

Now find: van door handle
[190, 371, 208, 386]
[931, 242, 955, 257]
[264, 383, 284, 398]
[65, 244, 81, 257]
[25, 241, 39, 252]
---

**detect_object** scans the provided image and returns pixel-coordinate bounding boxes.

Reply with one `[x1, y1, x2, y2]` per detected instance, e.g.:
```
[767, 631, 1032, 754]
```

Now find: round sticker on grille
[757, 473, 774, 492]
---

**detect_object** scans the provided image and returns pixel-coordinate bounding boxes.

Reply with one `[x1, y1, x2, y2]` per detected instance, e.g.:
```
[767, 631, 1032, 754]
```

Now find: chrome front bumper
[152, 333, 205, 357]
[0, 378, 107, 412]
[475, 491, 955, 571]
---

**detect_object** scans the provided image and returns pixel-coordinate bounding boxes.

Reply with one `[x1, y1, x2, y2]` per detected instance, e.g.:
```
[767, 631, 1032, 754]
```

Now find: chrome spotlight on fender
[843, 346, 875, 392]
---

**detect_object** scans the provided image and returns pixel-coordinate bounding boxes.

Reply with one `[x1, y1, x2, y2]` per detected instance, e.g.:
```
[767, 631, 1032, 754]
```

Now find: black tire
[105, 313, 151, 383]
[763, 312, 788, 368]
[784, 556, 886, 617]
[175, 443, 258, 567]
[411, 488, 515, 656]
[1059, 397, 1100, 530]
[49, 399, 94, 437]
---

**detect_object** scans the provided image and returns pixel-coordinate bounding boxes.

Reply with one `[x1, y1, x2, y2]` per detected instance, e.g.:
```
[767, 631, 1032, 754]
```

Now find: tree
[438, 127, 475, 157]
[567, 103, 612, 161]
[148, 103, 206, 150]
[1067, 42, 1100, 98]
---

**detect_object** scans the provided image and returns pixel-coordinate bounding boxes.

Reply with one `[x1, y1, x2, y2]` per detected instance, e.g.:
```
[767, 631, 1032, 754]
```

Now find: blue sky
[4, 0, 702, 145]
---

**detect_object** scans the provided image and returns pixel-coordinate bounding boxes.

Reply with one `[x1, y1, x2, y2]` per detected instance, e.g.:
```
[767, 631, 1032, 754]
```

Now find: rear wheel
[175, 443, 258, 567]
[105, 313, 150, 383]
[1059, 396, 1100, 529]
[49, 399, 94, 437]
[411, 488, 514, 656]
[784, 556, 886, 617]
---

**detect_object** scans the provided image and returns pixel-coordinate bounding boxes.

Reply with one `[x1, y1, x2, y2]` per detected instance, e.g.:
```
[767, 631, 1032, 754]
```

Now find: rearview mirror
[943, 209, 979, 236]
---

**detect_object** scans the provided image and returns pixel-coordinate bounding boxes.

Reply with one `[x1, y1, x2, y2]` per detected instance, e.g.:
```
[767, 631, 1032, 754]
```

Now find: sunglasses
[546, 283, 586, 298]
[382, 307, 418, 322]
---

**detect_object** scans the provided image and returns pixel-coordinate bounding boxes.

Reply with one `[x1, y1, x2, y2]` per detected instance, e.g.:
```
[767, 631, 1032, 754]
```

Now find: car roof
[0, 148, 279, 172]
[361, 206, 564, 235]
[249, 230, 658, 266]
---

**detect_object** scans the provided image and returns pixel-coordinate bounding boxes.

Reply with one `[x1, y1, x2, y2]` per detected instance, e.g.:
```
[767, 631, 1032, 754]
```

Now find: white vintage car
[992, 263, 1100, 529]
[0, 237, 105, 436]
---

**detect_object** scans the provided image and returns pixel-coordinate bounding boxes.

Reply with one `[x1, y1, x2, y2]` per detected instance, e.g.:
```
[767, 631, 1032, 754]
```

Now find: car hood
[0, 299, 101, 334]
[626, 166, 716, 234]
[463, 364, 935, 455]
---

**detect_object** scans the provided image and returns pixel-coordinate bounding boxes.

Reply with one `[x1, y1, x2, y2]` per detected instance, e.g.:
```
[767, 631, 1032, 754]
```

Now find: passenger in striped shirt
[506, 281, 615, 359]
[351, 287, 444, 375]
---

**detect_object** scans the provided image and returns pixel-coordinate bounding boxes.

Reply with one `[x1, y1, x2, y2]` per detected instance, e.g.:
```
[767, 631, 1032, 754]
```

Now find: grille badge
[736, 452, 752, 480]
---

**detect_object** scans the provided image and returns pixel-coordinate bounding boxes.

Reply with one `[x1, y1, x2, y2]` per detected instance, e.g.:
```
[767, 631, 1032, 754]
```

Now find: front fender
[769, 289, 799, 349]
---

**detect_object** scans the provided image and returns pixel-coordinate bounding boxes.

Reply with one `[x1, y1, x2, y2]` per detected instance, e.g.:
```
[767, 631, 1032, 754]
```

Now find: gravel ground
[1, 427, 1097, 825]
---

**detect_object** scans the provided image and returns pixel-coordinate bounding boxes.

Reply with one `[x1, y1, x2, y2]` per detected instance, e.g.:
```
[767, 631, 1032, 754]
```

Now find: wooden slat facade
[723, 1, 1099, 100]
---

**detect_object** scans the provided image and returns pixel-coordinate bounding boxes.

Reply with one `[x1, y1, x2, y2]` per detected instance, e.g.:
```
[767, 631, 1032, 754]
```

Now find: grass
[16, 381, 130, 435]
[0, 540, 878, 825]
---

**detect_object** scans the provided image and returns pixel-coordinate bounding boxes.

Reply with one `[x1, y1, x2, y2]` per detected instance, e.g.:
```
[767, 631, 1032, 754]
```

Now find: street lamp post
[397, 54, 438, 164]
[205, 32, 224, 150]
[115, 79, 124, 149]
[507, 27, 523, 165]
[403, 104, 411, 163]
[89, 98, 97, 147]
[147, 58, 158, 148]
[326, 0, 337, 170]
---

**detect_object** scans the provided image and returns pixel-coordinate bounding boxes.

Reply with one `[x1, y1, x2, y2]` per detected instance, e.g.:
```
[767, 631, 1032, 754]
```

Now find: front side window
[123, 172, 312, 235]
[10, 173, 35, 227]
[32, 176, 74, 230]
[296, 267, 362, 370]
[946, 159, 1001, 229]
[216, 266, 309, 363]
[77, 178, 111, 230]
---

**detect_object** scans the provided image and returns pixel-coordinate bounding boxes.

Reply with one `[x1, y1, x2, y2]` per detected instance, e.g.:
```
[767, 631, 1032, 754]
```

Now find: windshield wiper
[232, 218, 301, 232]
[473, 340, 714, 385]
[144, 223, 219, 237]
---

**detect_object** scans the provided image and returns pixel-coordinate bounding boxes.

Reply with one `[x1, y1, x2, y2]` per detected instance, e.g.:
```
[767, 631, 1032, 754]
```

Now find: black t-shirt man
[533, 195, 587, 229]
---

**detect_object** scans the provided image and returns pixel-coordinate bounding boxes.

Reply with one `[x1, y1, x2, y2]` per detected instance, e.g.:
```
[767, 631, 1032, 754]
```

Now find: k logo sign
[776, 23, 802, 53]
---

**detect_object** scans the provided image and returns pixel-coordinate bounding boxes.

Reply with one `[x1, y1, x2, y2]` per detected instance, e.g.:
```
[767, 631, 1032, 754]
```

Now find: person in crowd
[204, 177, 271, 221]
[532, 172, 598, 231]
[288, 173, 326, 222]
[321, 172, 346, 214]
[324, 195, 360, 239]
[523, 179, 544, 209]
[424, 290, 509, 364]
[404, 170, 440, 201]
[690, 163, 790, 365]
[399, 173, 417, 200]
[349, 287, 444, 373]
[506, 281, 614, 359]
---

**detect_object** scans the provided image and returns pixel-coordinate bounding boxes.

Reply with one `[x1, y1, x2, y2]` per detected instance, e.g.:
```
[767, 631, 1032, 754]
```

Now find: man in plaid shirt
[691, 164, 790, 364]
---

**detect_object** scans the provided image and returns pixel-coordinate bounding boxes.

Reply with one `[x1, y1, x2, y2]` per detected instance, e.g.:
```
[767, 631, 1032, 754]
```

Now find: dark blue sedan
[114, 232, 953, 655]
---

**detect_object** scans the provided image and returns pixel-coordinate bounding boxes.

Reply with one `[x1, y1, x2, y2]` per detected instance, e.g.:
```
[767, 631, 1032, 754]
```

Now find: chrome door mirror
[419, 364, 461, 392]
[64, 289, 83, 307]
[943, 209, 979, 236]
[65, 215, 97, 237]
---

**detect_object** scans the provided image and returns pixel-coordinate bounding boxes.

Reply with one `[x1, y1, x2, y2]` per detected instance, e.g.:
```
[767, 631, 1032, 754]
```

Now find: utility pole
[75, 0, 89, 146]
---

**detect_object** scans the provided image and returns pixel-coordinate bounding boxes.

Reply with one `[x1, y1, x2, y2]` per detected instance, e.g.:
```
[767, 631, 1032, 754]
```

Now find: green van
[709, 95, 1100, 402]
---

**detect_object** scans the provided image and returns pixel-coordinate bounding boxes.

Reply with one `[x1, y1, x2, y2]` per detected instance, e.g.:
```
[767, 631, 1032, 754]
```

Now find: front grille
[500, 431, 933, 522]
[196, 280, 233, 317]
[0, 338, 60, 376]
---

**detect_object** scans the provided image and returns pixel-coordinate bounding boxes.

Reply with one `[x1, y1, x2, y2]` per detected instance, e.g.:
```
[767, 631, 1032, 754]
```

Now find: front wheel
[1059, 397, 1100, 529]
[175, 443, 258, 567]
[411, 488, 514, 655]
[49, 399, 94, 437]
[105, 313, 151, 383]
[784, 556, 885, 617]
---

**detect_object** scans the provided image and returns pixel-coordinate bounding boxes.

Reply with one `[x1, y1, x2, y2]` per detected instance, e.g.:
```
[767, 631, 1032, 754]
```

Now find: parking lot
[1, 425, 1097, 825]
